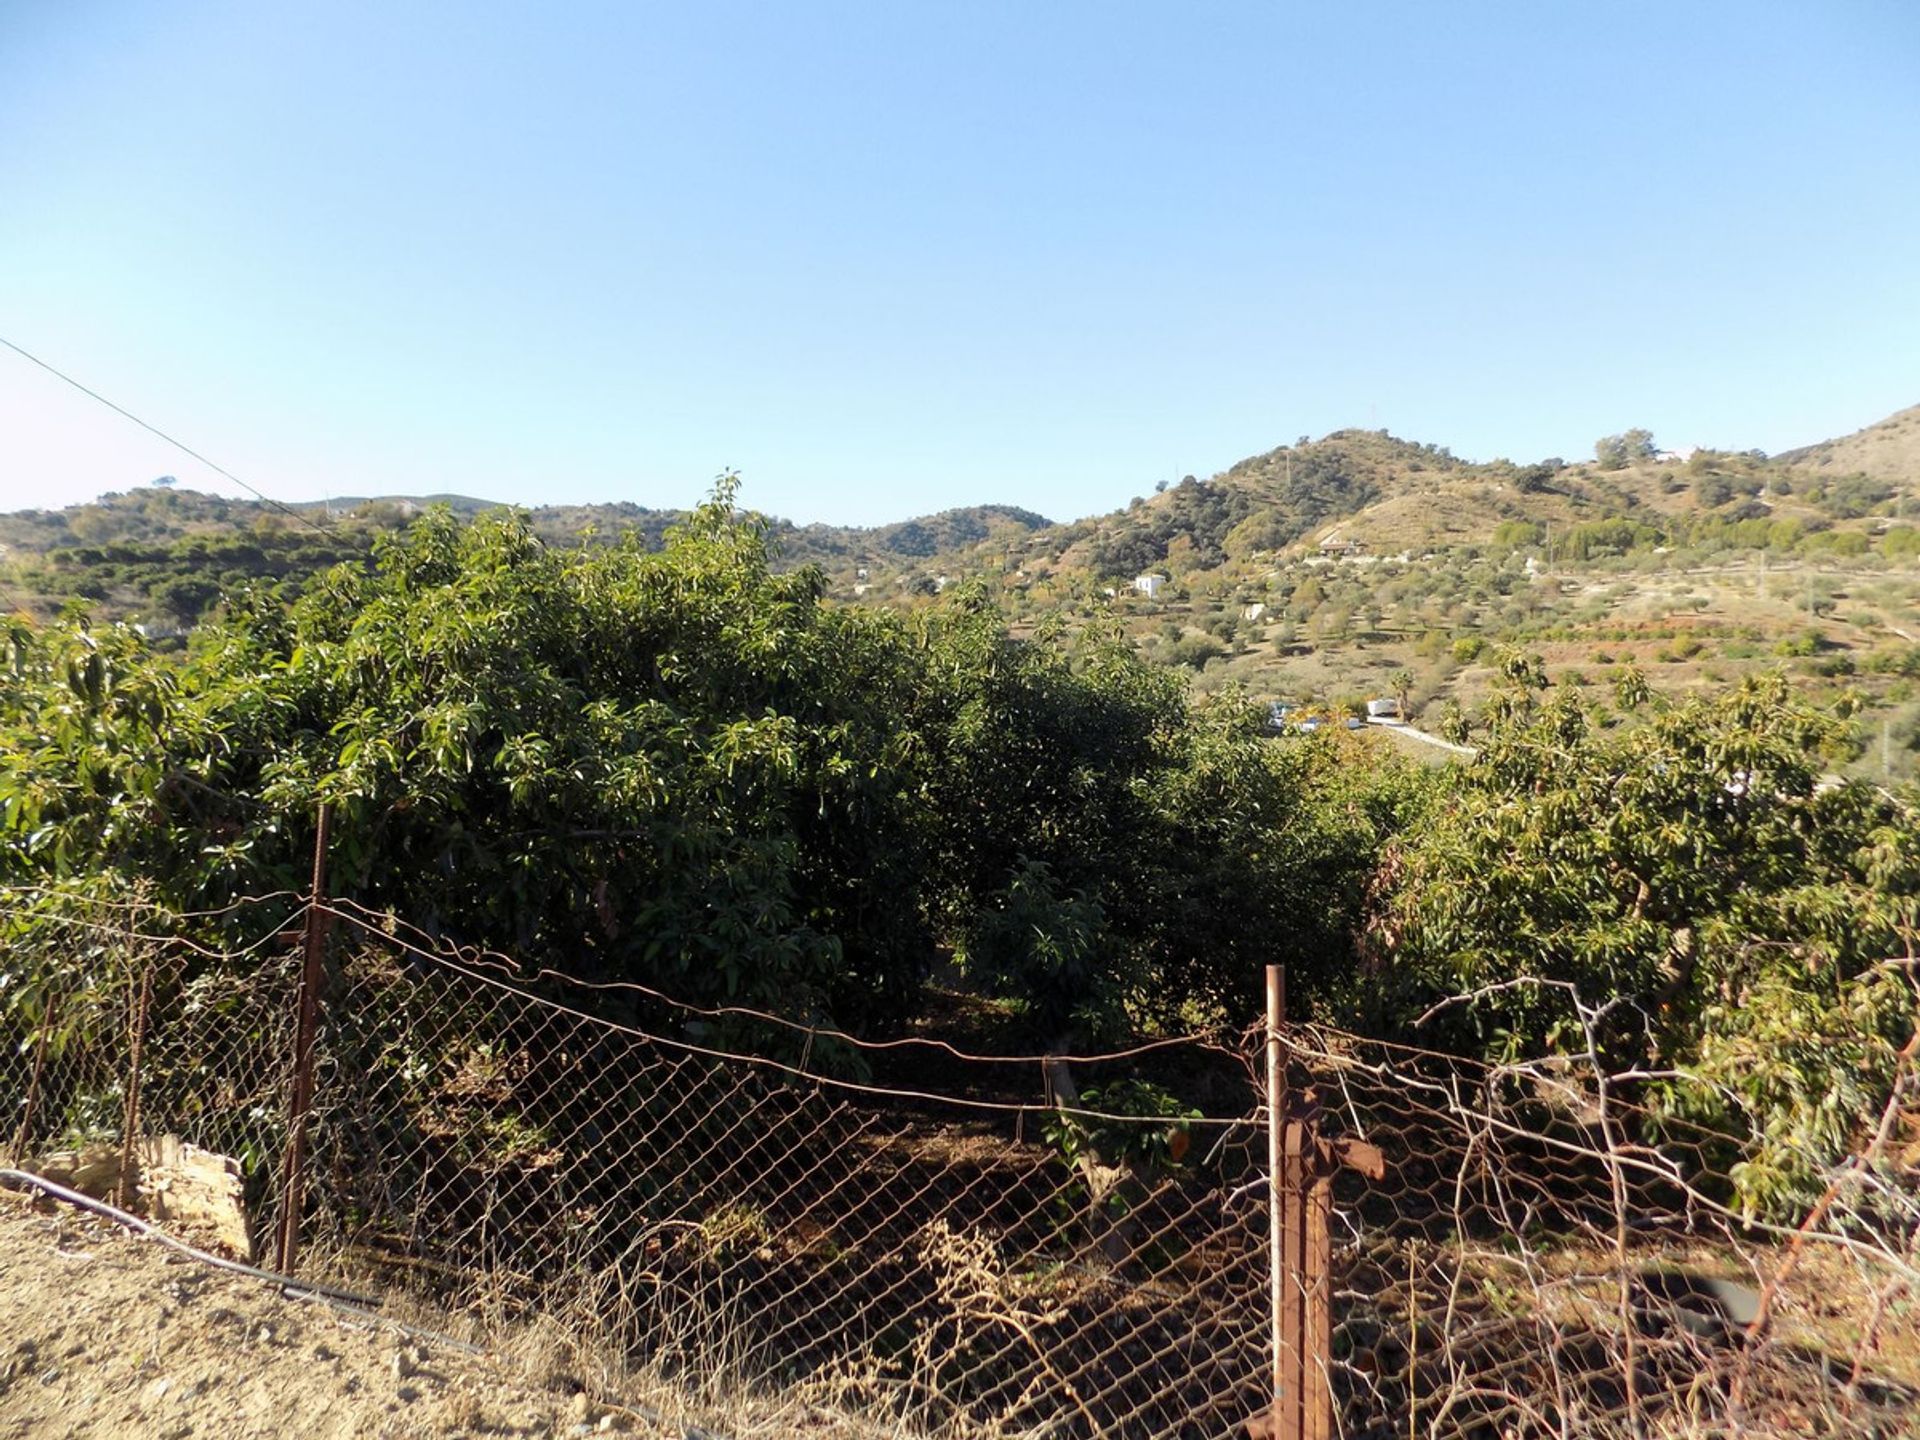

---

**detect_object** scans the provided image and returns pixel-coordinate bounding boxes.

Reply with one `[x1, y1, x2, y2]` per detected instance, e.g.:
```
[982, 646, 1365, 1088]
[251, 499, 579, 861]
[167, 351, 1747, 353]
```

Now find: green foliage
[1370, 664, 1919, 1213]
[1044, 1077, 1202, 1176]
[1815, 474, 1894, 521]
[1594, 429, 1656, 471]
[960, 860, 1113, 1040]
[1491, 520, 1544, 549]
[1165, 632, 1225, 670]
[2, 488, 932, 1022]
[2, 487, 1406, 1046]
[1882, 526, 1920, 560]
[1694, 473, 1735, 508]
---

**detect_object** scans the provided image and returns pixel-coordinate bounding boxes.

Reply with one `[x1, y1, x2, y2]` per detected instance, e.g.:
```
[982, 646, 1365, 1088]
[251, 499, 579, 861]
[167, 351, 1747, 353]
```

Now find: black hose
[1, 1167, 720, 1431]
[0, 1166, 381, 1307]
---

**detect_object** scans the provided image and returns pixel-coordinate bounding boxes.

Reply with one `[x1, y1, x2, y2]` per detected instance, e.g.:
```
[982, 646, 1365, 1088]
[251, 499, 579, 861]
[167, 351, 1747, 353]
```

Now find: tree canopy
[0, 483, 1410, 1041]
[4, 488, 1914, 1213]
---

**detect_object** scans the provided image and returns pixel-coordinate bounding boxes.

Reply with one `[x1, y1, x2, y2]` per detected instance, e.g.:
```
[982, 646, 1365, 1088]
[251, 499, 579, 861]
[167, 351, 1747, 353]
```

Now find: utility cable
[0, 334, 331, 536]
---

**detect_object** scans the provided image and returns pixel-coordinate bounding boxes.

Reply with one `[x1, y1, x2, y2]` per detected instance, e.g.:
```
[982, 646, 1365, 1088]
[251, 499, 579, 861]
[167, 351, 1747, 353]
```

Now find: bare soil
[0, 1194, 656, 1440]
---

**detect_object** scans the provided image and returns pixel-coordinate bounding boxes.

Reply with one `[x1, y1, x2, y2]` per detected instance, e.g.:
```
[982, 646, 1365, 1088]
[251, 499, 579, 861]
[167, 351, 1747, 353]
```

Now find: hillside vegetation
[7, 402, 1920, 780]
[3, 480, 1917, 1222]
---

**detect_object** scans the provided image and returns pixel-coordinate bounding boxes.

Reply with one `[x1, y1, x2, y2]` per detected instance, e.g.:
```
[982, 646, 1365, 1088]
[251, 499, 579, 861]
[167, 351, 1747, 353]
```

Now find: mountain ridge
[3, 402, 1914, 627]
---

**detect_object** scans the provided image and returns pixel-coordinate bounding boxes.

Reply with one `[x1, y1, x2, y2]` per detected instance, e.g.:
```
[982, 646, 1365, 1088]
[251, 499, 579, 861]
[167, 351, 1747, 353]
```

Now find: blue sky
[2, 0, 1916, 525]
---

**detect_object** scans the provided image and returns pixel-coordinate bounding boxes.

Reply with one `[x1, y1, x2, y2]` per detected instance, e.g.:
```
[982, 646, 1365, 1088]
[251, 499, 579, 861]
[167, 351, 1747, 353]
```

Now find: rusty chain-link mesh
[297, 903, 1271, 1439]
[5, 883, 1919, 1439]
[1, 887, 304, 1244]
[1282, 1023, 1920, 1439]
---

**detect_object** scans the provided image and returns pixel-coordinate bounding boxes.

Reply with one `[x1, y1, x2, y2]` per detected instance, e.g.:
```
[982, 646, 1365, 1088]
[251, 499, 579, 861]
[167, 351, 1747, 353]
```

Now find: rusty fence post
[1255, 964, 1355, 1440]
[116, 951, 156, 1211]
[9, 987, 59, 1166]
[275, 802, 332, 1275]
[1266, 964, 1308, 1440]
[1253, 966, 1387, 1440]
[1303, 1139, 1332, 1440]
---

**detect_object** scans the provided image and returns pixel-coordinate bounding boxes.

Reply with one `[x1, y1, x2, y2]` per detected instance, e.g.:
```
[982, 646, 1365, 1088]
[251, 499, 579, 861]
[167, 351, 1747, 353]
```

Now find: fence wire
[300, 912, 1272, 1440]
[1283, 1024, 1920, 1440]
[3, 883, 1918, 1439]
[1, 888, 303, 1246]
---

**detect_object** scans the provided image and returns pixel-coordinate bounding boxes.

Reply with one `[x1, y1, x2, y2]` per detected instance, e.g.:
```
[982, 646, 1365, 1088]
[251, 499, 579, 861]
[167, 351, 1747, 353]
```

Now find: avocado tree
[1367, 655, 1920, 1210]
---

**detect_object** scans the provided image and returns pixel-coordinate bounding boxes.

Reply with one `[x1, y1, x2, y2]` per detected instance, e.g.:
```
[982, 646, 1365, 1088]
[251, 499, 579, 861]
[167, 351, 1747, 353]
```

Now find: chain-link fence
[1, 887, 303, 1246]
[4, 883, 1918, 1439]
[298, 900, 1272, 1439]
[1283, 1022, 1920, 1439]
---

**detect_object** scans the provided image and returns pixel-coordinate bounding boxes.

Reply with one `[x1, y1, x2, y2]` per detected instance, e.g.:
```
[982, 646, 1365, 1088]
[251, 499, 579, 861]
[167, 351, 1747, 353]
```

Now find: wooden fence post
[116, 952, 156, 1211]
[275, 802, 332, 1275]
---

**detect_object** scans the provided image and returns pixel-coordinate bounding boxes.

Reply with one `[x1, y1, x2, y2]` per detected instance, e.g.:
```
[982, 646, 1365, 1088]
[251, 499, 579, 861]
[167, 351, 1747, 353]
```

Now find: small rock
[391, 1349, 416, 1380]
[255, 1325, 274, 1345]
[314, 1345, 337, 1363]
[567, 1392, 592, 1423]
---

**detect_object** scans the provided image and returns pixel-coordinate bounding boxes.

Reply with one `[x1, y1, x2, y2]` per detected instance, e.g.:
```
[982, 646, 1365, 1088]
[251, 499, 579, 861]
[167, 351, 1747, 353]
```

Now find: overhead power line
[0, 334, 330, 536]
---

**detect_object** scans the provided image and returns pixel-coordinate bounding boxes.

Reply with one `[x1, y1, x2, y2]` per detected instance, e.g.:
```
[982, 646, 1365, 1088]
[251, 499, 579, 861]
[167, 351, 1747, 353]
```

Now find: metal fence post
[116, 952, 156, 1211]
[1257, 963, 1344, 1440]
[275, 802, 332, 1274]
[1266, 964, 1297, 1440]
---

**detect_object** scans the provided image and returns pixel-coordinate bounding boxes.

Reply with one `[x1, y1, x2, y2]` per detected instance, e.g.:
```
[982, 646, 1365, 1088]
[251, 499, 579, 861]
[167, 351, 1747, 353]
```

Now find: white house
[1134, 574, 1169, 599]
[1242, 603, 1268, 622]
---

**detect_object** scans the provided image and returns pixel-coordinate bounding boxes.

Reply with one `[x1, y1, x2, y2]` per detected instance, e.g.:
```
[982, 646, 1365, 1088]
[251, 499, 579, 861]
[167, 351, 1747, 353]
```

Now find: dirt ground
[0, 1194, 661, 1440]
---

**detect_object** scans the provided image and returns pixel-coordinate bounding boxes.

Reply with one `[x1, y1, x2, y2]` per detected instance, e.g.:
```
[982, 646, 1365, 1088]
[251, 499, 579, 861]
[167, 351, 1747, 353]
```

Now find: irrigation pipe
[0, 1168, 733, 1433]
[0, 1166, 381, 1306]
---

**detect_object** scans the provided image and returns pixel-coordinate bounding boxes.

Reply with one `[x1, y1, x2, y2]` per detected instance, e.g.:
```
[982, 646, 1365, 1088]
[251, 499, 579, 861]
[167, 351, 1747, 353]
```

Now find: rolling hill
[6, 405, 1919, 758]
[1777, 402, 1920, 485]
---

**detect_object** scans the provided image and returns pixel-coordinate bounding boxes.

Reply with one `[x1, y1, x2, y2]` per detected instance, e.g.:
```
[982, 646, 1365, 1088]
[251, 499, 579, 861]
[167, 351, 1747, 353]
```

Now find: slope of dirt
[0, 1195, 653, 1440]
[1779, 401, 1920, 484]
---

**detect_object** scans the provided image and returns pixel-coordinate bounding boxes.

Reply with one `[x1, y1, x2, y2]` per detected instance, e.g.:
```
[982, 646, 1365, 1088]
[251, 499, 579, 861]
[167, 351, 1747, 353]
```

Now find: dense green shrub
[0, 486, 1409, 1043]
[1364, 661, 1919, 1213]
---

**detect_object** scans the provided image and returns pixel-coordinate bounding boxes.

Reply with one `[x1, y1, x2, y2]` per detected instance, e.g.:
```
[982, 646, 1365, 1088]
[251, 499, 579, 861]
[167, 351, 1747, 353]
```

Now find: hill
[9, 405, 1920, 782]
[1777, 402, 1920, 487]
[927, 409, 1920, 782]
[1035, 411, 1917, 587]
[0, 484, 1052, 627]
